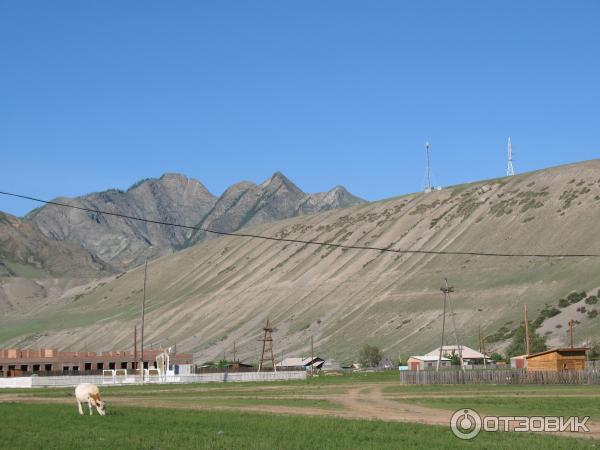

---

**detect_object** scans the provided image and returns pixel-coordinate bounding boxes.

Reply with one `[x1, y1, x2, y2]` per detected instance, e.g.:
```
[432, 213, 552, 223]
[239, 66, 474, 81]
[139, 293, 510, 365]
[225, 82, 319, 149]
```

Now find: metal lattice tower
[258, 318, 276, 372]
[507, 137, 515, 177]
[424, 142, 433, 192]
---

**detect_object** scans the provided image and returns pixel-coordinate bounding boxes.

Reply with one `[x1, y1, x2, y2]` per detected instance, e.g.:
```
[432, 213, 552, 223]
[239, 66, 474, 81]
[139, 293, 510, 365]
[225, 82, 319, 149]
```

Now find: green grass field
[0, 373, 598, 449]
[0, 403, 593, 450]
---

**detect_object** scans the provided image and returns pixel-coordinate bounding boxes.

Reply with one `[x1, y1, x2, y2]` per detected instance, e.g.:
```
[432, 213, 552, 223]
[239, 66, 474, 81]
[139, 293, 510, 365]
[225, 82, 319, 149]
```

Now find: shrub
[587, 309, 598, 319]
[567, 292, 586, 304]
[358, 344, 383, 368]
[585, 296, 598, 305]
[558, 298, 570, 308]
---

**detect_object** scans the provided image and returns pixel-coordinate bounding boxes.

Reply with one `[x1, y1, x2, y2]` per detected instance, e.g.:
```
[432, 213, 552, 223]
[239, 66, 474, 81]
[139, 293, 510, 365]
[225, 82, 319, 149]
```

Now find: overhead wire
[1, 190, 598, 259]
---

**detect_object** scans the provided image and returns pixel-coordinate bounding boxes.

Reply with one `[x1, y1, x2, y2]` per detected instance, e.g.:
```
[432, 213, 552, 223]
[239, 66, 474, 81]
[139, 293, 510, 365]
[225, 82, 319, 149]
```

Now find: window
[32, 365, 40, 372]
[109, 362, 116, 370]
[20, 365, 28, 372]
[84, 363, 92, 371]
[121, 362, 128, 369]
[96, 363, 104, 370]
[44, 364, 52, 371]
[72, 366, 79, 372]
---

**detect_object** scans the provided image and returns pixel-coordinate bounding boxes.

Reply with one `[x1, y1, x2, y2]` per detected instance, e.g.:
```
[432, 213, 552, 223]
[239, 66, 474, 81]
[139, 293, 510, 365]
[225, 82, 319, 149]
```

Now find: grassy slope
[2, 160, 600, 361]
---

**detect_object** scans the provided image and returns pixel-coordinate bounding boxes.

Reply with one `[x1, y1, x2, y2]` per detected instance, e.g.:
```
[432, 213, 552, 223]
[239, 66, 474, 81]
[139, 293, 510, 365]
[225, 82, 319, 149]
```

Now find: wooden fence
[399, 368, 600, 385]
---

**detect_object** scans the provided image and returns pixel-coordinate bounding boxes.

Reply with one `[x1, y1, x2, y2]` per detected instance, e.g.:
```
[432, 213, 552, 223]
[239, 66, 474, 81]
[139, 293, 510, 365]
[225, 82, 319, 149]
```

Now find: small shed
[510, 354, 528, 369]
[407, 355, 451, 370]
[526, 348, 588, 371]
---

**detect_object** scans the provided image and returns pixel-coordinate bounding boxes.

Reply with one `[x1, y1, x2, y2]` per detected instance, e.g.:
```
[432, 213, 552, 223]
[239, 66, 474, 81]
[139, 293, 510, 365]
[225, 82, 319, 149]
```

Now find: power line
[1, 190, 598, 259]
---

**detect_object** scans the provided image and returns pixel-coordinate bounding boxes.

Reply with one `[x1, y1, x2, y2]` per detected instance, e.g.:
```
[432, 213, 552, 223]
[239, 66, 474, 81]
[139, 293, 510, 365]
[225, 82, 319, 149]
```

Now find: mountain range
[24, 172, 364, 270]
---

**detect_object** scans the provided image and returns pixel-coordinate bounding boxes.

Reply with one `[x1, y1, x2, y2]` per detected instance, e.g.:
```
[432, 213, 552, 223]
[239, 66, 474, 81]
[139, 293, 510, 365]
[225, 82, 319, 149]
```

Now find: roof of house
[425, 345, 488, 360]
[409, 355, 451, 362]
[276, 357, 324, 367]
[510, 354, 529, 360]
[525, 348, 589, 359]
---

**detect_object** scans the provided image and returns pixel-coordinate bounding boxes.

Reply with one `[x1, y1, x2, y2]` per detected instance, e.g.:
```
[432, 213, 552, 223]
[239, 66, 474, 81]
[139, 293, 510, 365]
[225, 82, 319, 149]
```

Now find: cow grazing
[75, 383, 106, 416]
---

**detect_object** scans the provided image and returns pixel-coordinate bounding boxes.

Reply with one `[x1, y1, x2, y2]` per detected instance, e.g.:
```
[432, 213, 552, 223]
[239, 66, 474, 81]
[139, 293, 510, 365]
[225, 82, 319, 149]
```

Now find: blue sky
[1, 1, 599, 216]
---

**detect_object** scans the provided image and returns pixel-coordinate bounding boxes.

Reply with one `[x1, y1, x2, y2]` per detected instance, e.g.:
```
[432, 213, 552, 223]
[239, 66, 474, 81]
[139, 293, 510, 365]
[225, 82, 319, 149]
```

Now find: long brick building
[0, 348, 193, 376]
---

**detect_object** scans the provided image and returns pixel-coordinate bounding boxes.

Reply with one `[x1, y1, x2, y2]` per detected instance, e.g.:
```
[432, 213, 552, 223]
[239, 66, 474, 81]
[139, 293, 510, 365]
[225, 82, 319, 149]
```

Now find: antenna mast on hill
[507, 137, 515, 177]
[424, 142, 433, 193]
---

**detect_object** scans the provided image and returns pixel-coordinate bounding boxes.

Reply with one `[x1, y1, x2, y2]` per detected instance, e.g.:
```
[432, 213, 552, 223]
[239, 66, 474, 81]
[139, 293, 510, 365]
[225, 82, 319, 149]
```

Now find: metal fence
[0, 370, 307, 388]
[399, 368, 600, 385]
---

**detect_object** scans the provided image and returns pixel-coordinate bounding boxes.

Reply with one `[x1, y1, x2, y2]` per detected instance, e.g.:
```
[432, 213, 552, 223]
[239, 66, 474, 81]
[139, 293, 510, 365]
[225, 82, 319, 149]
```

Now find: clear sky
[1, 1, 599, 216]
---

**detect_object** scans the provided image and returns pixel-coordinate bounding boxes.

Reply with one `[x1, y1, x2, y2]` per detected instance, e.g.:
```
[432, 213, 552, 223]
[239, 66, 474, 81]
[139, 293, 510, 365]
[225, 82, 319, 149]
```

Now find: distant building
[277, 357, 325, 370]
[407, 355, 451, 370]
[0, 348, 193, 376]
[425, 345, 490, 365]
[526, 348, 588, 372]
[321, 360, 342, 371]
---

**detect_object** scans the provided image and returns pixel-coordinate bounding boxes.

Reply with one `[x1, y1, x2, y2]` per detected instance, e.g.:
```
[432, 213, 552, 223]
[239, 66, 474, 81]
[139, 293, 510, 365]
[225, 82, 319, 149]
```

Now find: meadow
[0, 373, 598, 449]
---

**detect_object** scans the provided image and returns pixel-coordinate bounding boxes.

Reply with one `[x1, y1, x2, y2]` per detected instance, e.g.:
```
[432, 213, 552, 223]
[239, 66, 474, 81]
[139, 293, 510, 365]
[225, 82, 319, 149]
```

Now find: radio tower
[424, 142, 433, 193]
[506, 137, 515, 177]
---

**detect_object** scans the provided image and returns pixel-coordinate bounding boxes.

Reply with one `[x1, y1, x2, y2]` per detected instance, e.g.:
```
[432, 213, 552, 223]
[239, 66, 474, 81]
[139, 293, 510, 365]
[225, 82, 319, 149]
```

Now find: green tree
[506, 324, 547, 357]
[448, 351, 461, 366]
[358, 344, 383, 368]
[490, 352, 504, 362]
[588, 341, 600, 360]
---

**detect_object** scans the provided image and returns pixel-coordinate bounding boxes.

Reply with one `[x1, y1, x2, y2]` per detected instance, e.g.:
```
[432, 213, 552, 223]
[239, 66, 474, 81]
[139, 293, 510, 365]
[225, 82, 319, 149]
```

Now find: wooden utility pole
[258, 319, 276, 372]
[568, 320, 574, 348]
[437, 281, 449, 372]
[444, 279, 464, 371]
[140, 258, 148, 384]
[133, 325, 137, 369]
[233, 341, 237, 363]
[479, 325, 487, 368]
[524, 304, 531, 355]
[311, 335, 314, 376]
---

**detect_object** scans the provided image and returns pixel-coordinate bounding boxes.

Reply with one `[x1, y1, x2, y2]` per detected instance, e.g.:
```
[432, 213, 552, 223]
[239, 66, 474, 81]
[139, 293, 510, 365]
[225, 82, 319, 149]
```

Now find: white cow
[75, 383, 106, 416]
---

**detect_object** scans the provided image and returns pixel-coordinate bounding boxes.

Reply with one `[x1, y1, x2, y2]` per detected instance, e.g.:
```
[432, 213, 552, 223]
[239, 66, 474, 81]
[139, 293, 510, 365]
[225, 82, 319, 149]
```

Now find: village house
[276, 357, 325, 370]
[424, 345, 491, 365]
[525, 348, 588, 371]
[407, 355, 451, 370]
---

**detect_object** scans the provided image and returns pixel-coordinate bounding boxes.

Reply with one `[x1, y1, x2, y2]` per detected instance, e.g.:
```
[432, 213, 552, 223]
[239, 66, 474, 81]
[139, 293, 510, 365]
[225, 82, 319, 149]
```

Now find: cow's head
[96, 399, 106, 415]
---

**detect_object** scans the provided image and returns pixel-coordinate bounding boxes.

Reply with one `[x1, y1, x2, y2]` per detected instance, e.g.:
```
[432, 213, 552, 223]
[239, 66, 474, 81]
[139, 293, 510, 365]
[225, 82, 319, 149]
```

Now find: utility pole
[524, 304, 531, 355]
[436, 280, 449, 372]
[258, 319, 276, 372]
[133, 325, 137, 370]
[140, 258, 148, 384]
[568, 320, 574, 348]
[445, 279, 464, 371]
[233, 341, 237, 363]
[479, 325, 487, 368]
[311, 335, 314, 376]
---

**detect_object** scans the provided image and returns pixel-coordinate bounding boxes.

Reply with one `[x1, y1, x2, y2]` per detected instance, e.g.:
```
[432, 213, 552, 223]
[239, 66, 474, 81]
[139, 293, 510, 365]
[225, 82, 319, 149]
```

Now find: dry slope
[3, 160, 600, 361]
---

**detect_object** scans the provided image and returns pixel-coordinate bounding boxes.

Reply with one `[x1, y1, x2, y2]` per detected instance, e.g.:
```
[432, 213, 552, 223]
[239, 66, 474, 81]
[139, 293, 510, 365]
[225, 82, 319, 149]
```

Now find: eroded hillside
[3, 160, 600, 362]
